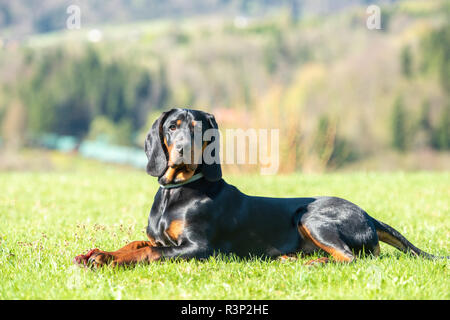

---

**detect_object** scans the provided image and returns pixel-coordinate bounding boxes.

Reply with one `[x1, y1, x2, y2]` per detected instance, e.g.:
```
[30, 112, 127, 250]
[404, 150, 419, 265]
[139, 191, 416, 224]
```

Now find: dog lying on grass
[74, 108, 447, 267]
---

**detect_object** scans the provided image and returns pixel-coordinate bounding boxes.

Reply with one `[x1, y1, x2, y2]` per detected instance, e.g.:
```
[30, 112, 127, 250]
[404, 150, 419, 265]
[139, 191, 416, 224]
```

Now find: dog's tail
[372, 218, 448, 260]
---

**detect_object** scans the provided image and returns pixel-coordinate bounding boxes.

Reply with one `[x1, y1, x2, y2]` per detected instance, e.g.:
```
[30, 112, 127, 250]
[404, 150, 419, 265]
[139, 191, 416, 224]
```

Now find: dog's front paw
[87, 251, 116, 267]
[73, 248, 100, 266]
[73, 248, 116, 267]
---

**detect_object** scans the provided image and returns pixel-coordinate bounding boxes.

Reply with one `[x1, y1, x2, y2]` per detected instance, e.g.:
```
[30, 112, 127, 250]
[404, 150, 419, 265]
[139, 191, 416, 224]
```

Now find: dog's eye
[169, 124, 177, 131]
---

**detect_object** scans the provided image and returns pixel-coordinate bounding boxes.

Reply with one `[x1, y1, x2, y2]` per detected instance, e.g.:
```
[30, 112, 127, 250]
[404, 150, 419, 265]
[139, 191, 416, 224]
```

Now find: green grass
[0, 168, 449, 299]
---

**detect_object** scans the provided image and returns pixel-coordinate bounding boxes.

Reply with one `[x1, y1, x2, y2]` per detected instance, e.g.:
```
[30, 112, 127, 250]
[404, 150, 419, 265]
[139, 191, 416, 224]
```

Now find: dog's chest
[146, 190, 186, 246]
[147, 213, 185, 246]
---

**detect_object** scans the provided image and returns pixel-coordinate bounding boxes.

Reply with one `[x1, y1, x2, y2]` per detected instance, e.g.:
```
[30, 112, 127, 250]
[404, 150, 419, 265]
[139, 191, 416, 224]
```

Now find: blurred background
[0, 0, 449, 174]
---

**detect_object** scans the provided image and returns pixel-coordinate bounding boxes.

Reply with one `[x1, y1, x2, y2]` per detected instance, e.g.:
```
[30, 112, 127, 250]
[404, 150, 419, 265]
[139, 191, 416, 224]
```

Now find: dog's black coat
[143, 108, 438, 262]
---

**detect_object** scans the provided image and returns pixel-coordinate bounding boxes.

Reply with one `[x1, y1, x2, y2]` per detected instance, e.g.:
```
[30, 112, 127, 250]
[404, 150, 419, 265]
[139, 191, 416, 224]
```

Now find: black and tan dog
[74, 108, 444, 267]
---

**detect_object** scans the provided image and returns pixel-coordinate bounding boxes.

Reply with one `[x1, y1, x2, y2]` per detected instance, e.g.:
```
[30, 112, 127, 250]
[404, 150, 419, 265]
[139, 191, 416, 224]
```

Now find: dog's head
[144, 108, 222, 185]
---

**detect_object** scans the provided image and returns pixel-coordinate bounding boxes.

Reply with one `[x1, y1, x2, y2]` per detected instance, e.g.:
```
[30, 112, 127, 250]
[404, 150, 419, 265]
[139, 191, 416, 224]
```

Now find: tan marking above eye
[177, 119, 182, 125]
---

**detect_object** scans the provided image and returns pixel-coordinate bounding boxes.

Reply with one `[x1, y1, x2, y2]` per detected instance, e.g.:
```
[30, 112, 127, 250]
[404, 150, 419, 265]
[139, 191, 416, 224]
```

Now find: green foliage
[330, 138, 359, 168]
[314, 115, 333, 162]
[421, 22, 450, 93]
[431, 104, 450, 150]
[312, 115, 357, 169]
[87, 116, 133, 146]
[391, 96, 408, 152]
[400, 45, 413, 78]
[380, 7, 392, 31]
[416, 99, 433, 147]
[173, 31, 190, 45]
[418, 100, 431, 132]
[32, 6, 65, 33]
[416, 100, 450, 151]
[263, 36, 281, 74]
[18, 47, 164, 142]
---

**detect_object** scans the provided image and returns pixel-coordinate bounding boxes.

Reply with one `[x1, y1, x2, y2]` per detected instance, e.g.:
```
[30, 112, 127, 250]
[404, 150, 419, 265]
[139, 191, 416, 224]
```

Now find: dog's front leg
[73, 236, 159, 267]
[84, 246, 159, 267]
[84, 243, 205, 267]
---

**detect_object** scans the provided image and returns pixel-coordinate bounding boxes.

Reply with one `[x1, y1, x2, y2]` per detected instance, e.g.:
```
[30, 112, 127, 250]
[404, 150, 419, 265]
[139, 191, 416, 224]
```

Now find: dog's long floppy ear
[201, 112, 222, 181]
[144, 109, 174, 177]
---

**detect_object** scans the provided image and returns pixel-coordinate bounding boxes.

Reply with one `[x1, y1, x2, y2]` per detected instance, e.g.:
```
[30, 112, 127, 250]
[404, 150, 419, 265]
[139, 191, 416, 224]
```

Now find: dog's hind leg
[298, 224, 355, 265]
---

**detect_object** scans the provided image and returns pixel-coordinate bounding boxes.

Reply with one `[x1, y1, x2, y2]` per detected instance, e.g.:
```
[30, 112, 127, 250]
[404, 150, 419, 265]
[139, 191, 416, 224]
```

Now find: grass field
[0, 166, 449, 299]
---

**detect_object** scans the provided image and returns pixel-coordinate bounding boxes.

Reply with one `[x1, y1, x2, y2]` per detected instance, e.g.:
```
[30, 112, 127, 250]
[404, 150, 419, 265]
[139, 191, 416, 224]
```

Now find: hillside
[0, 0, 449, 172]
[0, 0, 394, 39]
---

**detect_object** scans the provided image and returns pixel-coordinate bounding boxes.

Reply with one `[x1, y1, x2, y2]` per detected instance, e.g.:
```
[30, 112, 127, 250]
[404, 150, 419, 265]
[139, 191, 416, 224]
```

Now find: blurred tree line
[0, 0, 449, 172]
[392, 20, 450, 152]
[1, 0, 383, 39]
[11, 47, 169, 146]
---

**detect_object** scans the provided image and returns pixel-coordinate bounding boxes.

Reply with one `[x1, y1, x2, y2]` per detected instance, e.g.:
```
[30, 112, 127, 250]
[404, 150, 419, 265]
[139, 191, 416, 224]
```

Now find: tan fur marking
[175, 169, 195, 182]
[166, 220, 185, 241]
[298, 225, 353, 262]
[164, 167, 177, 182]
[377, 230, 406, 251]
[163, 137, 171, 150]
[164, 137, 175, 166]
[177, 119, 182, 125]
[162, 137, 178, 182]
